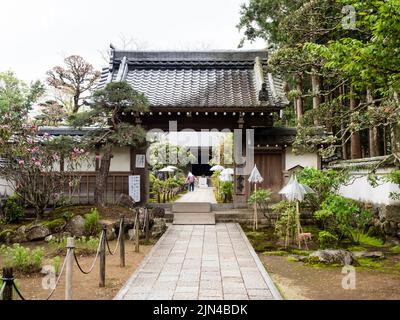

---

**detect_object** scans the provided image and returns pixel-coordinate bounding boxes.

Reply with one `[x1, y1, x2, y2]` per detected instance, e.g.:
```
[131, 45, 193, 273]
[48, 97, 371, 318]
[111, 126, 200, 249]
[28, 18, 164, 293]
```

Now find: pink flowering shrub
[0, 124, 90, 218]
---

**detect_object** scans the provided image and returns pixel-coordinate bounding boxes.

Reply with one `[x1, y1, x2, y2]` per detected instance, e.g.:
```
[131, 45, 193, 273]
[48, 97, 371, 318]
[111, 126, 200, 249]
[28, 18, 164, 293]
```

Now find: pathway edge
[236, 223, 283, 300]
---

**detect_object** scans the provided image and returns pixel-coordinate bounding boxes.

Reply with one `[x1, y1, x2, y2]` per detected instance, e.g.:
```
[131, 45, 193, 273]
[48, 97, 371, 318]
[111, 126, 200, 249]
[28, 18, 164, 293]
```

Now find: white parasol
[158, 167, 175, 172]
[220, 168, 234, 176]
[210, 165, 225, 172]
[278, 174, 315, 248]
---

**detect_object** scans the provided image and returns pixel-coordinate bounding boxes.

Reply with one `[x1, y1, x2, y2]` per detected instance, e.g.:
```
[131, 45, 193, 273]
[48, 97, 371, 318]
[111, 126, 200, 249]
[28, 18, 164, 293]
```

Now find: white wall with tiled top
[284, 147, 320, 170]
[338, 168, 400, 205]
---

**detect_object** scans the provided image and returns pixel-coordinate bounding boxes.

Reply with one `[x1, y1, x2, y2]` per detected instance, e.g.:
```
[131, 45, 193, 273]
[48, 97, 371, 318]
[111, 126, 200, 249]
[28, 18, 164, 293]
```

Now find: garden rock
[116, 194, 135, 209]
[44, 235, 53, 242]
[65, 215, 85, 237]
[353, 251, 384, 259]
[309, 250, 356, 265]
[26, 224, 51, 241]
[151, 207, 165, 218]
[151, 218, 167, 238]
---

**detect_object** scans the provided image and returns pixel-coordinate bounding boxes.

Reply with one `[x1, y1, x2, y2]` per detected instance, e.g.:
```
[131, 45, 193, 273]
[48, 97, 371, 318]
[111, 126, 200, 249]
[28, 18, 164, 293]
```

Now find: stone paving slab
[114, 223, 281, 300]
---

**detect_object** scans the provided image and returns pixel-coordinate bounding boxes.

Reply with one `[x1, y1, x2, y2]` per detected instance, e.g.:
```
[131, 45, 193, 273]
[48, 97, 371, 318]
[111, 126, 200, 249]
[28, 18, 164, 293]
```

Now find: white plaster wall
[109, 146, 131, 172]
[285, 147, 319, 170]
[338, 168, 400, 205]
[66, 146, 131, 172]
[0, 178, 13, 196]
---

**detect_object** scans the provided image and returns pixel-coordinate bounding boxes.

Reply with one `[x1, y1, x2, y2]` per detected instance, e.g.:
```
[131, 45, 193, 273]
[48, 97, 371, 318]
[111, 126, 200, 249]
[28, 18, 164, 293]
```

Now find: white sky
[0, 0, 266, 83]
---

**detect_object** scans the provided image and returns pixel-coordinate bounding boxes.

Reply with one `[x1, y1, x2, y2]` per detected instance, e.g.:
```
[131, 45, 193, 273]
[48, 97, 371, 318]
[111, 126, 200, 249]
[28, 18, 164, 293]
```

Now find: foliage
[272, 201, 297, 242]
[69, 81, 149, 206]
[84, 208, 100, 236]
[297, 167, 348, 211]
[247, 188, 272, 214]
[149, 173, 186, 203]
[314, 194, 372, 244]
[52, 256, 61, 275]
[351, 232, 384, 248]
[49, 236, 100, 255]
[2, 194, 25, 223]
[391, 246, 400, 254]
[47, 55, 101, 114]
[220, 181, 233, 203]
[148, 141, 197, 170]
[387, 170, 400, 200]
[0, 71, 45, 131]
[238, 0, 400, 162]
[0, 124, 90, 219]
[36, 100, 67, 126]
[318, 231, 338, 249]
[357, 257, 383, 269]
[0, 244, 44, 273]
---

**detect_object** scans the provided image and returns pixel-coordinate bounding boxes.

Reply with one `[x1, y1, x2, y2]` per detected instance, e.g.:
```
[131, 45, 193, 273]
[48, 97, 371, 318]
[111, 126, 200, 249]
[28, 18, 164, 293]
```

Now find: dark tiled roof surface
[98, 50, 288, 109]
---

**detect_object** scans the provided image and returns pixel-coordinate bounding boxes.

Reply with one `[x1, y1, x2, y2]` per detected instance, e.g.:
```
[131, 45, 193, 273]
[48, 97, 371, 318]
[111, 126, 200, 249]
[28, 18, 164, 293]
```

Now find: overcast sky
[0, 0, 266, 83]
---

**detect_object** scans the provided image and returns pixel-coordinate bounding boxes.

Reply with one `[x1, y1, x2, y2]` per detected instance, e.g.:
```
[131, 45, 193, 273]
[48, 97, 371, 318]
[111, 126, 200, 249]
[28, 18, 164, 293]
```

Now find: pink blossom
[34, 160, 41, 167]
[18, 160, 24, 165]
[27, 138, 33, 144]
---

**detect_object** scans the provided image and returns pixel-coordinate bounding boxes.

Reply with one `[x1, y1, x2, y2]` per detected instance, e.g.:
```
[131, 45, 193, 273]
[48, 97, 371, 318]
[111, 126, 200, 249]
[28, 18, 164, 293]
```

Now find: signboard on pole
[129, 175, 141, 203]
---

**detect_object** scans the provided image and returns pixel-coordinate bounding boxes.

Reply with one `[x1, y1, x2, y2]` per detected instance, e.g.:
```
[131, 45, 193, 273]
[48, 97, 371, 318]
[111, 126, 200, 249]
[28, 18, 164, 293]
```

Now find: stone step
[172, 202, 211, 213]
[173, 213, 216, 225]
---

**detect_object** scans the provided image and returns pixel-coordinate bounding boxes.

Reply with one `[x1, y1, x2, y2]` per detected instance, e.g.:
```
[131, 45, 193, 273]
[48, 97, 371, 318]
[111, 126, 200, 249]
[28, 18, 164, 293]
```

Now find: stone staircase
[172, 202, 215, 225]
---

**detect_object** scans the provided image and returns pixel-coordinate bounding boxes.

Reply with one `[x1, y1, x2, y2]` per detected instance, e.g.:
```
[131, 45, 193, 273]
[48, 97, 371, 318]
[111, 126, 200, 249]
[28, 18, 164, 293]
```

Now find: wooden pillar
[130, 145, 149, 206]
[233, 114, 249, 208]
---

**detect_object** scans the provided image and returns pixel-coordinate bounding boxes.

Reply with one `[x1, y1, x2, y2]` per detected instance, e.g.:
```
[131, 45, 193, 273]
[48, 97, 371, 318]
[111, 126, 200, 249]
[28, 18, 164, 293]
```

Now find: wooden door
[253, 152, 283, 201]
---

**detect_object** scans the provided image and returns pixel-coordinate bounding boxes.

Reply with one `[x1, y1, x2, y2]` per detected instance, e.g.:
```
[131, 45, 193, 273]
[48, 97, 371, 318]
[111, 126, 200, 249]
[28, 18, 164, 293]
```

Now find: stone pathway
[175, 187, 217, 203]
[114, 223, 281, 300]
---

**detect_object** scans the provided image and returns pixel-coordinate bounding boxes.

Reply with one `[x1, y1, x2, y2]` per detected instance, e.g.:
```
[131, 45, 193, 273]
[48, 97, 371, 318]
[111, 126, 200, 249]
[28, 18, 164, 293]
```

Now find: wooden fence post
[99, 224, 107, 287]
[2, 267, 14, 300]
[120, 216, 125, 267]
[135, 212, 140, 253]
[65, 237, 74, 300]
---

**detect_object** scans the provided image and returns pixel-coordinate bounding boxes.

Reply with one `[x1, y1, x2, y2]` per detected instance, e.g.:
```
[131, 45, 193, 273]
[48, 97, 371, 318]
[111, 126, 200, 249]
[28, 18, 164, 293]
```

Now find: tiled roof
[98, 49, 289, 109]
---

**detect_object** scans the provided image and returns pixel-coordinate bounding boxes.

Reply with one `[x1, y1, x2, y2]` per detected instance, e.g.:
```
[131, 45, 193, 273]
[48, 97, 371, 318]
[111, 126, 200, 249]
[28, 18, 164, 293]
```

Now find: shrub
[84, 208, 100, 236]
[0, 244, 44, 273]
[314, 194, 372, 244]
[220, 181, 233, 202]
[247, 188, 272, 215]
[49, 236, 99, 255]
[318, 231, 338, 249]
[273, 201, 298, 243]
[297, 168, 348, 211]
[2, 195, 25, 223]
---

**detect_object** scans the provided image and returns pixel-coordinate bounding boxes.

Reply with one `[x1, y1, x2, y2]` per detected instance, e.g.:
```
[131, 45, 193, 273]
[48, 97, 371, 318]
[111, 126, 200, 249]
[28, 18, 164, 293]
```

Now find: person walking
[185, 172, 196, 192]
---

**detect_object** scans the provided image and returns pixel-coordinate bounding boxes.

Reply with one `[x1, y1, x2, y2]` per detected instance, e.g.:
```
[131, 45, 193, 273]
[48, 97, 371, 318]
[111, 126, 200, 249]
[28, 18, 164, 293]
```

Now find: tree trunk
[311, 69, 321, 125]
[295, 74, 304, 122]
[392, 92, 400, 157]
[94, 149, 113, 207]
[339, 85, 348, 160]
[367, 89, 380, 157]
[350, 86, 362, 159]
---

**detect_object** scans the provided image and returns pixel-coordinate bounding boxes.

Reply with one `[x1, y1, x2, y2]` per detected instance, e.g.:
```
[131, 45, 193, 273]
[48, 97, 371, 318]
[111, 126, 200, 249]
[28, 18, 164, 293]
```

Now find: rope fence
[0, 213, 149, 300]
